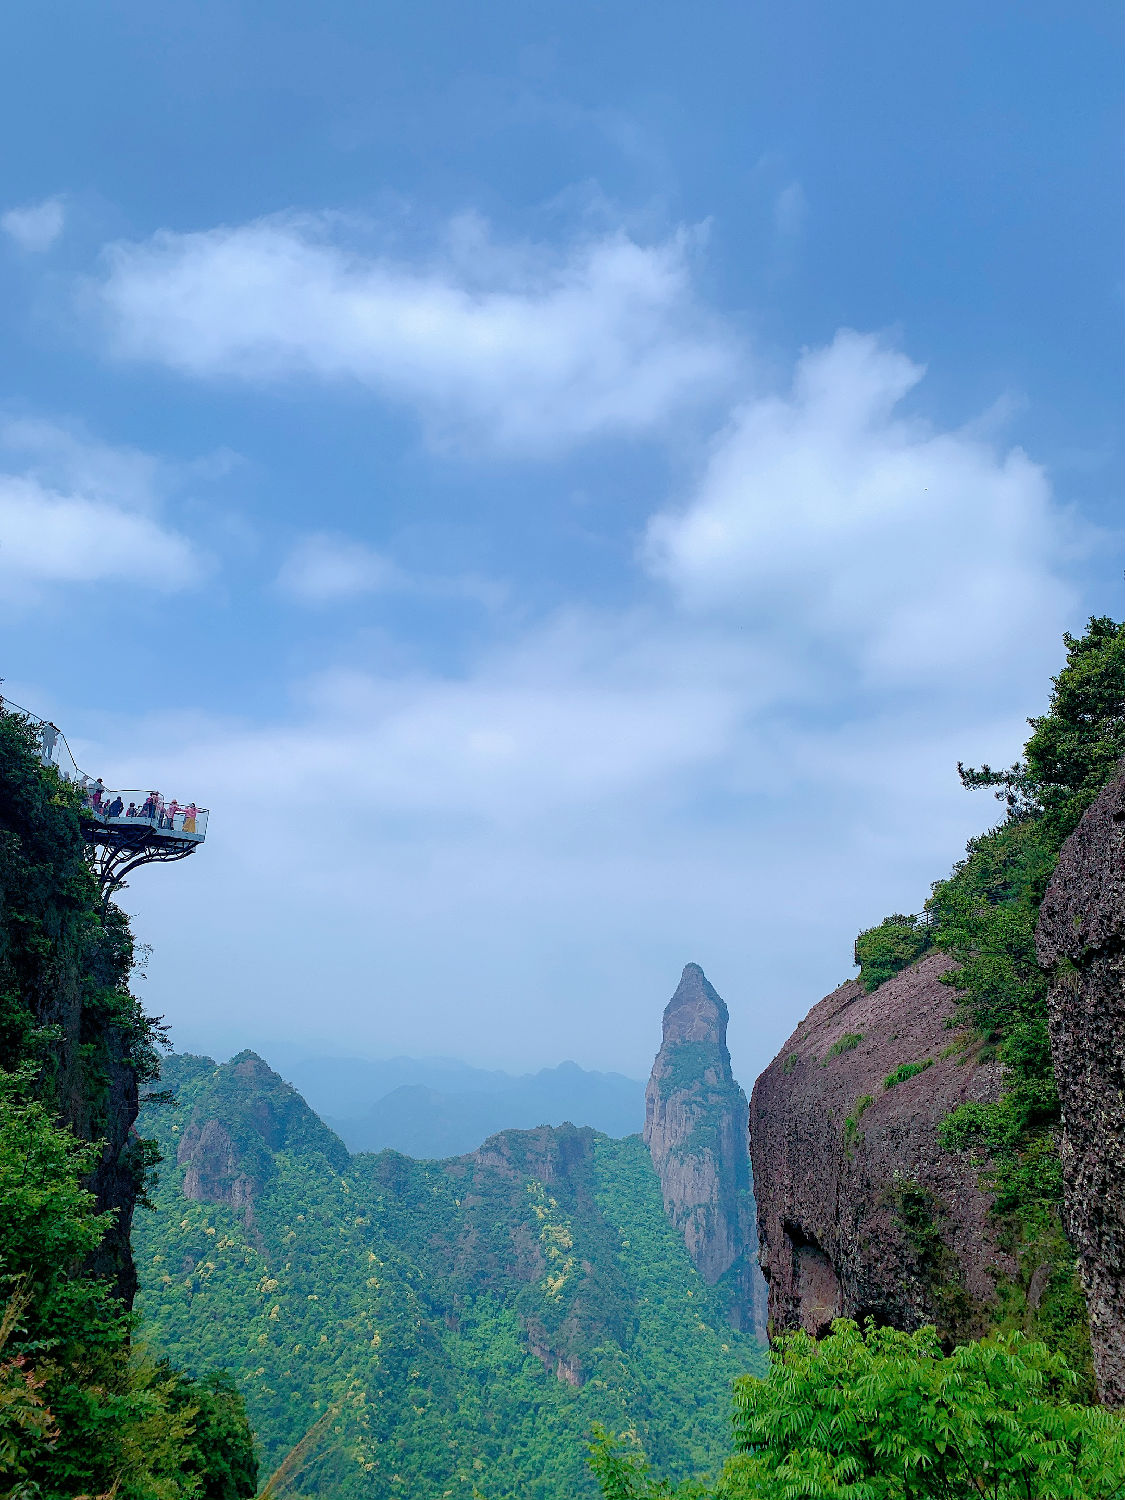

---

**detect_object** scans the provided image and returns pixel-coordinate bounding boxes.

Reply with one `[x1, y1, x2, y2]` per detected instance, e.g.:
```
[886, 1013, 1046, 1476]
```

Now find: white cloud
[276, 531, 508, 609]
[774, 181, 807, 239]
[1, 417, 162, 510]
[91, 213, 735, 452]
[2, 196, 65, 252]
[72, 331, 1088, 1077]
[646, 330, 1076, 691]
[0, 422, 204, 597]
[277, 533, 401, 602]
[86, 598, 1039, 1078]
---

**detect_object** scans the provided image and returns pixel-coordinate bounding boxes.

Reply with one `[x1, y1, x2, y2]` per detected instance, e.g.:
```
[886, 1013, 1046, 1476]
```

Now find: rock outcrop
[750, 952, 1008, 1342]
[644, 963, 766, 1334]
[1037, 761, 1125, 1407]
[174, 1050, 348, 1208]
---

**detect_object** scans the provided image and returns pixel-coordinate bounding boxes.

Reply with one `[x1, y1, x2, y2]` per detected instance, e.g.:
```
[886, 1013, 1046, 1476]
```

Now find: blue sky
[0, 1, 1120, 1084]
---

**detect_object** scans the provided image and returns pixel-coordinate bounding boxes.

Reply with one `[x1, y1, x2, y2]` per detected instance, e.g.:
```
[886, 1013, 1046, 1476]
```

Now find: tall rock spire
[644, 964, 766, 1336]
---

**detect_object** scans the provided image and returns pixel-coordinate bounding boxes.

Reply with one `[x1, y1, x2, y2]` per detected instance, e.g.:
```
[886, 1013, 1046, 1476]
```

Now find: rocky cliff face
[644, 963, 765, 1334]
[750, 952, 1008, 1342]
[1037, 761, 1125, 1407]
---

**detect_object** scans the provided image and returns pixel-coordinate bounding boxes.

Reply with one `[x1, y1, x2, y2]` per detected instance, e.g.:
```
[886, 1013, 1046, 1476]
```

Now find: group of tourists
[81, 778, 200, 835]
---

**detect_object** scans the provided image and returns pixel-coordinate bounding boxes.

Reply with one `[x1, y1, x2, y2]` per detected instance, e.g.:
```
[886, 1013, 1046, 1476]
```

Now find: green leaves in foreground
[589, 1319, 1125, 1499]
[0, 1066, 258, 1498]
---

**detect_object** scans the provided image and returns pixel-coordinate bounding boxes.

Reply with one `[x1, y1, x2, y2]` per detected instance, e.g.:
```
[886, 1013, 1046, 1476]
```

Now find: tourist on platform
[91, 778, 105, 812]
[107, 795, 124, 818]
[125, 802, 138, 819]
[183, 803, 198, 834]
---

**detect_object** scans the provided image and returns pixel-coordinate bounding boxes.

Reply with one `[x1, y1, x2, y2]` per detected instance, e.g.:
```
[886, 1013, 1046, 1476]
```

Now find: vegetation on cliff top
[851, 618, 1125, 1385]
[0, 708, 256, 1497]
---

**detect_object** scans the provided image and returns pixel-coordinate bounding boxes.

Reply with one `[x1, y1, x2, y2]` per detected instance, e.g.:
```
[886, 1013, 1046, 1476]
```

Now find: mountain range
[134, 967, 764, 1497]
[280, 1055, 646, 1157]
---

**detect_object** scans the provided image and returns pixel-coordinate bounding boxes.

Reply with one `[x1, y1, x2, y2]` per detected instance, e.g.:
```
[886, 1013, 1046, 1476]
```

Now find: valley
[134, 1045, 764, 1496]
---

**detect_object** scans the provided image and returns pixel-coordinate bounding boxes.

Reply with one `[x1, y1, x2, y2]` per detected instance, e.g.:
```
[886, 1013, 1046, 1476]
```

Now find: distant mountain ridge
[282, 1054, 645, 1157]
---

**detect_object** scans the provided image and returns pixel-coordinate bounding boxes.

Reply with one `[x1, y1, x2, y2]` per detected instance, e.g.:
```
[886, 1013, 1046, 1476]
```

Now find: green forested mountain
[134, 1050, 764, 1498]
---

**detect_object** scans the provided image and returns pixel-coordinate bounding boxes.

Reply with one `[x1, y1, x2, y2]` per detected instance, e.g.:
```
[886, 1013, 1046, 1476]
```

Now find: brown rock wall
[750, 952, 1008, 1341]
[1036, 762, 1125, 1406]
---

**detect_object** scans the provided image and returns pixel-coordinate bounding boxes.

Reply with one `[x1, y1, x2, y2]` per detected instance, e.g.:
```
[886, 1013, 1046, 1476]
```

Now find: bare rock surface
[1037, 761, 1125, 1407]
[644, 963, 766, 1334]
[750, 952, 1008, 1341]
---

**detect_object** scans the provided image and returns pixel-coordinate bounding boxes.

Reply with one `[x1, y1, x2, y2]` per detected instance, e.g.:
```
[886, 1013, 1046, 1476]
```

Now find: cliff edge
[1037, 759, 1125, 1407]
[0, 710, 147, 1303]
[644, 963, 765, 1335]
[750, 951, 1007, 1342]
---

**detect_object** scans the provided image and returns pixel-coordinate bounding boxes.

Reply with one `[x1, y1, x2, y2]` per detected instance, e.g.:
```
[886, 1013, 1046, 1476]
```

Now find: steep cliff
[0, 706, 258, 1493]
[644, 963, 765, 1335]
[750, 952, 1007, 1341]
[0, 707, 153, 1302]
[1037, 759, 1125, 1407]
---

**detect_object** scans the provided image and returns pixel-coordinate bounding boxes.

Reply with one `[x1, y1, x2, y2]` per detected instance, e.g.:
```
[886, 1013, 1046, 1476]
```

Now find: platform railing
[0, 699, 209, 846]
[81, 791, 209, 842]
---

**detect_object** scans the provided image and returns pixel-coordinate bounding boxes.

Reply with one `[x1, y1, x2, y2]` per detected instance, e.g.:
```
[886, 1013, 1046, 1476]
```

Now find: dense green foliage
[0, 1065, 257, 1496]
[0, 710, 161, 1184]
[929, 619, 1124, 1380]
[656, 1042, 725, 1099]
[853, 915, 932, 993]
[588, 1320, 1125, 1498]
[135, 1052, 765, 1498]
[0, 708, 257, 1497]
[848, 620, 1125, 1383]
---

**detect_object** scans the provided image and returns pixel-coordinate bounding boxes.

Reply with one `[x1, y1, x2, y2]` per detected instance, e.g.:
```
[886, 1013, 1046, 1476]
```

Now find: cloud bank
[81, 329, 1082, 1076]
[648, 331, 1072, 691]
[0, 422, 204, 599]
[92, 214, 734, 452]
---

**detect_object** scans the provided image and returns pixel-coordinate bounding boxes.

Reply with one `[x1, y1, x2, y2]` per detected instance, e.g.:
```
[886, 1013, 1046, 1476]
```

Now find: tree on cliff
[958, 615, 1125, 842]
[842, 619, 1125, 1381]
[930, 617, 1125, 1378]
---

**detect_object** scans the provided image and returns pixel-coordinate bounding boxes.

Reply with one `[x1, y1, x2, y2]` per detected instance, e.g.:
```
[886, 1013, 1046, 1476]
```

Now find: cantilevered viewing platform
[78, 788, 209, 902]
[4, 698, 210, 902]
